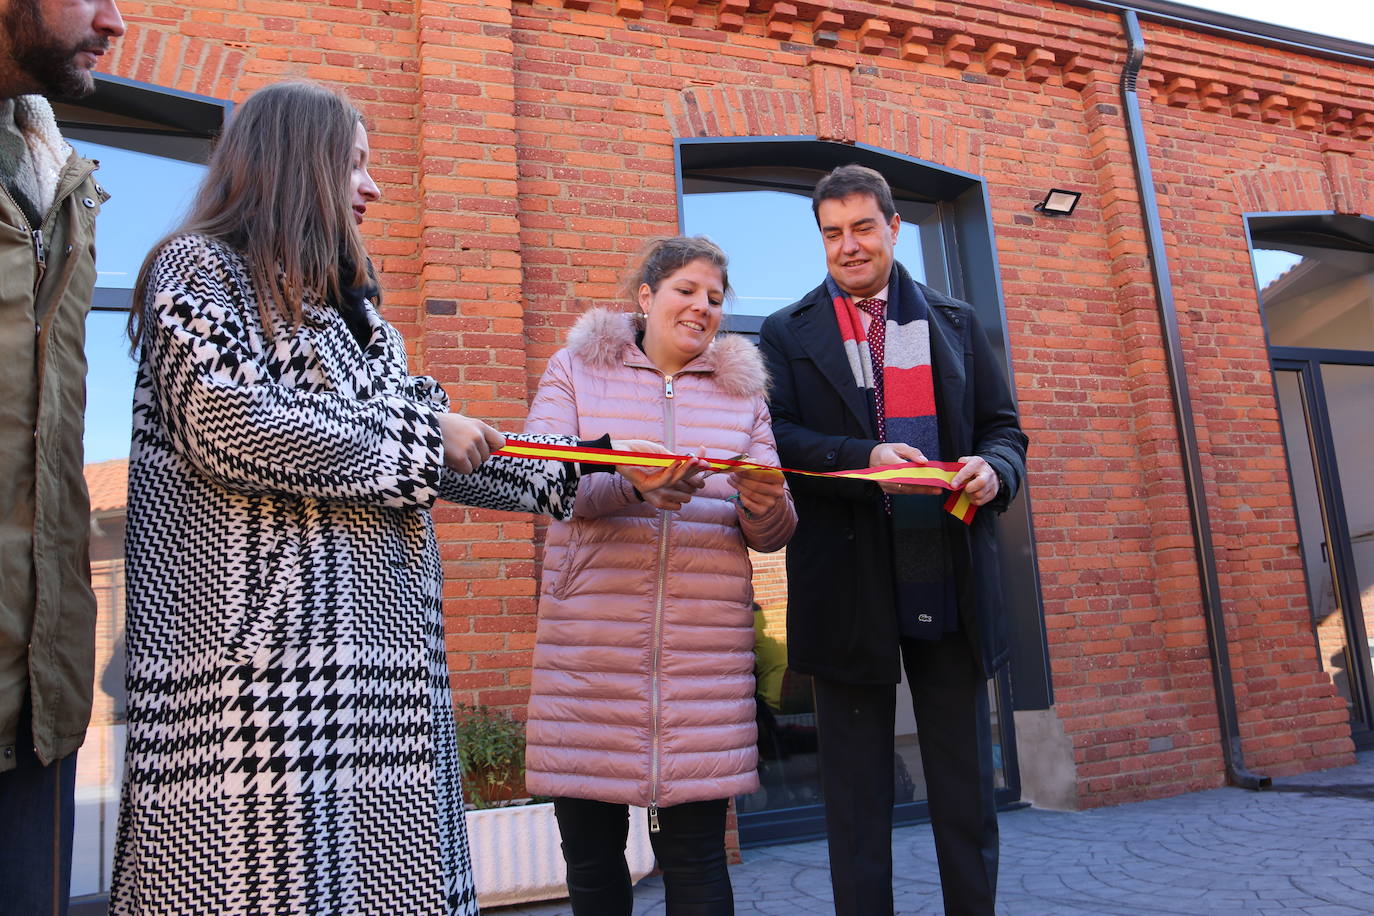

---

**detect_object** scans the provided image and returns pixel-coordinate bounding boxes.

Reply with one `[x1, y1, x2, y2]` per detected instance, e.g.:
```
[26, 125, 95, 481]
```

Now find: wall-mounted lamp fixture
[1034, 188, 1081, 216]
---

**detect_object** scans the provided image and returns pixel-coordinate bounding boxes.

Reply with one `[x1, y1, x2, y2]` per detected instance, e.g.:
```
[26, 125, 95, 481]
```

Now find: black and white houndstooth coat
[111, 234, 580, 915]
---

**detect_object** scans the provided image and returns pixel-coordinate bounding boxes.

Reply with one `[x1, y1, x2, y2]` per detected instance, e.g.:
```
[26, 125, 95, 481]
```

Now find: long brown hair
[128, 81, 372, 347]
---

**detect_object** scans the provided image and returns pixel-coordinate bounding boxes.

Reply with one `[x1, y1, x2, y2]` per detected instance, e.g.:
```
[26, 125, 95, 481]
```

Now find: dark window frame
[677, 135, 1050, 705]
[1248, 211, 1374, 749]
[57, 74, 227, 316]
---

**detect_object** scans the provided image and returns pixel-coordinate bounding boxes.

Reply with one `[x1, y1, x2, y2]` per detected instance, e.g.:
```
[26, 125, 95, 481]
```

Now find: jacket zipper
[31, 228, 46, 291]
[648, 371, 676, 832]
[0, 184, 47, 292]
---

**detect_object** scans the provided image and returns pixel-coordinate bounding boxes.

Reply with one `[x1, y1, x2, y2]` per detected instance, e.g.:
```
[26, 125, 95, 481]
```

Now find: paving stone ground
[492, 750, 1374, 915]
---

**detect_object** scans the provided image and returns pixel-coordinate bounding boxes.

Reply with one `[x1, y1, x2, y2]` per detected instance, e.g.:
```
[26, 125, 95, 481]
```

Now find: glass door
[1252, 217, 1374, 745]
[1273, 362, 1374, 735]
[1317, 363, 1374, 731]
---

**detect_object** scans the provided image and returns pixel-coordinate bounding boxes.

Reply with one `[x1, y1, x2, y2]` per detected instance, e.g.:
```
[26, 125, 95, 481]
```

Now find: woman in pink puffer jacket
[524, 237, 797, 915]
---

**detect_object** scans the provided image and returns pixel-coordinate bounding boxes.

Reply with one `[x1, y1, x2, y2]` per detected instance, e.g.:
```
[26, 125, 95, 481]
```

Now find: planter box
[465, 802, 657, 908]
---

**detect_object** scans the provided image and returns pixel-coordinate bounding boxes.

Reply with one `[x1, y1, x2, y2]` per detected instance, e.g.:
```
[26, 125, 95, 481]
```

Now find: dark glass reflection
[1274, 371, 1360, 724]
[745, 600, 821, 815]
[740, 584, 1008, 824]
[1254, 244, 1374, 351]
[1322, 364, 1374, 707]
[683, 172, 948, 322]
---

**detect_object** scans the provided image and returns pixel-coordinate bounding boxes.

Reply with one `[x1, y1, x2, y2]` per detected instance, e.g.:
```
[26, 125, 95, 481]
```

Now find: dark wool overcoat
[112, 234, 581, 915]
[758, 279, 1028, 685]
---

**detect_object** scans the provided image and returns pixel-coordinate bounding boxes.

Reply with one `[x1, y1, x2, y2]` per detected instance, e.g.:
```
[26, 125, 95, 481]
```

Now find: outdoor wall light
[1034, 188, 1081, 216]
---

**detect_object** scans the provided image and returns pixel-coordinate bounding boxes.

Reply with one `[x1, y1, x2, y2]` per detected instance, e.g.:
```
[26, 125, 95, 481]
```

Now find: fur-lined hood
[565, 307, 769, 398]
[7, 95, 74, 215]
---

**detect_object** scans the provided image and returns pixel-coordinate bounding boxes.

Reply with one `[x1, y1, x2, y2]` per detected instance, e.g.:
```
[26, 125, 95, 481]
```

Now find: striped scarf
[828, 262, 957, 639]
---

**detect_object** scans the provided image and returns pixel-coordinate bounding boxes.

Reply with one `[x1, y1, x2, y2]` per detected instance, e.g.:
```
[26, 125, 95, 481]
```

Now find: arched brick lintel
[667, 85, 984, 179]
[1230, 153, 1373, 218]
[103, 23, 247, 102]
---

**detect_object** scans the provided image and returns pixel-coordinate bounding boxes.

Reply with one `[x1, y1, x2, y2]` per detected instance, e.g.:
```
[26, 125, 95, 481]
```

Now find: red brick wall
[1136, 27, 1369, 781]
[750, 549, 789, 613]
[104, 0, 1366, 805]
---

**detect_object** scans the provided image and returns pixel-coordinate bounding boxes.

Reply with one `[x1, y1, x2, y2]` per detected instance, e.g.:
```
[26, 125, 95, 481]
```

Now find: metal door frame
[1272, 347, 1374, 740]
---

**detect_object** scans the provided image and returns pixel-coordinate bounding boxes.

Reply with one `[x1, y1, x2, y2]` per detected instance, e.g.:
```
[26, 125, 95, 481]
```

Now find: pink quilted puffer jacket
[523, 308, 797, 812]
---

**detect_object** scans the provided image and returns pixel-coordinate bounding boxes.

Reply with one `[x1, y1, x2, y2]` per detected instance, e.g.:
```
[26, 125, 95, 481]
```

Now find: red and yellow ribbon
[494, 441, 978, 524]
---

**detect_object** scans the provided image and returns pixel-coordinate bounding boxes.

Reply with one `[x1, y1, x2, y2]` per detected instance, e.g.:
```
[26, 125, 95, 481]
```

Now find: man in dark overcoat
[758, 164, 1028, 916]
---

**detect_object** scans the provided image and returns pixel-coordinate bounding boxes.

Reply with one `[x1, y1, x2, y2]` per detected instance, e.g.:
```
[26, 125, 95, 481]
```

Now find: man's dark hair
[811, 164, 897, 224]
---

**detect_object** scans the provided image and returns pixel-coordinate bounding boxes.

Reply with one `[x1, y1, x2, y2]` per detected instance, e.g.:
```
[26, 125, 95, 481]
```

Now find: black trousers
[812, 632, 999, 916]
[552, 796, 734, 916]
[0, 698, 77, 916]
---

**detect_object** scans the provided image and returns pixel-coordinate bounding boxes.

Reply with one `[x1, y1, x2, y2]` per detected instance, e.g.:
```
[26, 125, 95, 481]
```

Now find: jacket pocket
[546, 523, 583, 601]
[221, 503, 301, 666]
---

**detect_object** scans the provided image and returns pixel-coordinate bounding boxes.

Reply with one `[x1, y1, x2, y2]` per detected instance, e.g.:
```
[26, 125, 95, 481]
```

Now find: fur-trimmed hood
[7, 95, 74, 215]
[565, 307, 769, 398]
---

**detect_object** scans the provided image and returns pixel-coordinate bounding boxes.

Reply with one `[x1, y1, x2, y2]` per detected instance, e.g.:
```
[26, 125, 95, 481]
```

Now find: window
[57, 75, 224, 908]
[1252, 224, 1374, 352]
[682, 166, 949, 331]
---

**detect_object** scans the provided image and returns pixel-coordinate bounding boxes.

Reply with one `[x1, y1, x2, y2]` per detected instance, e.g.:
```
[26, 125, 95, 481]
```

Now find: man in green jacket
[1, 1, 125, 912]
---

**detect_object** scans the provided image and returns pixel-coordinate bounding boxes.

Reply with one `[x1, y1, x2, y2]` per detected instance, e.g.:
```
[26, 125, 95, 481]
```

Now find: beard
[3, 2, 105, 99]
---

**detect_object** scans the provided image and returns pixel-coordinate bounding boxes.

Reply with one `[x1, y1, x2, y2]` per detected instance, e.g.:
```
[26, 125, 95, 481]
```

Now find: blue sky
[682, 190, 934, 318]
[1188, 0, 1374, 44]
[76, 138, 204, 464]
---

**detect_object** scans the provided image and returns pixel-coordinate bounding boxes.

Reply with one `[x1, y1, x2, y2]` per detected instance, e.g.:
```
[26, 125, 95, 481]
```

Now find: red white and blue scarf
[828, 262, 957, 639]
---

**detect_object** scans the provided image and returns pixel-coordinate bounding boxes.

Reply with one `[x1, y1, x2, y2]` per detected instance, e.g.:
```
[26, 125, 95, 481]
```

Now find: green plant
[453, 703, 529, 809]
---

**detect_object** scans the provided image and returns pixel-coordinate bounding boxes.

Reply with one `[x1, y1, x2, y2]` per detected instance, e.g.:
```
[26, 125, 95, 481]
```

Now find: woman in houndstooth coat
[110, 82, 673, 916]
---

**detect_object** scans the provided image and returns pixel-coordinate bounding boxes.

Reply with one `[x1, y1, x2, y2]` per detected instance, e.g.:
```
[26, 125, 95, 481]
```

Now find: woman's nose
[361, 172, 381, 202]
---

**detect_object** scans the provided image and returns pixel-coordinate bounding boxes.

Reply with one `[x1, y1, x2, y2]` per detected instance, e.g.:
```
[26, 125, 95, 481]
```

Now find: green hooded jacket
[0, 95, 107, 771]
